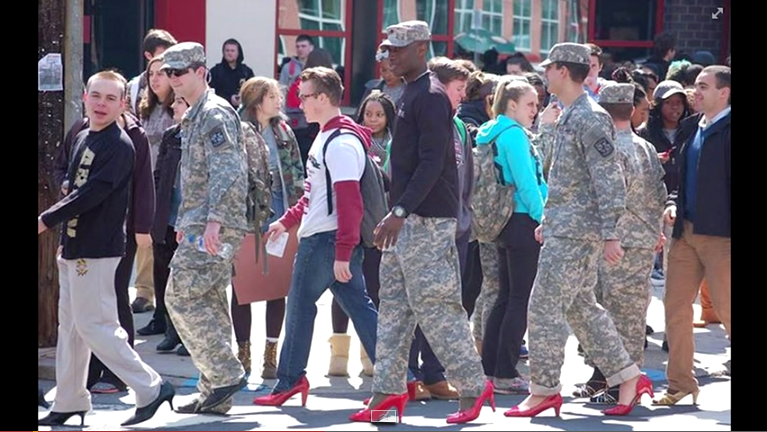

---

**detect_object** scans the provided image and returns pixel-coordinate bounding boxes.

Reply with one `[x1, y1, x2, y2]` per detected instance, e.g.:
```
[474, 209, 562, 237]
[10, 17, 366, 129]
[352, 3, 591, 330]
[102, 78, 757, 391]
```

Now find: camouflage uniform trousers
[528, 236, 640, 395]
[471, 241, 499, 341]
[165, 225, 246, 407]
[373, 214, 486, 396]
[586, 247, 656, 368]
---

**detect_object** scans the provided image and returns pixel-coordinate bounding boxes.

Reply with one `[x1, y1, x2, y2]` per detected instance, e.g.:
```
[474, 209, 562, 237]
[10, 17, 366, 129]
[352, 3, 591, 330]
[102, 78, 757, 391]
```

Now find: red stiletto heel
[363, 381, 417, 405]
[445, 380, 495, 424]
[253, 376, 310, 407]
[504, 393, 563, 417]
[602, 374, 654, 416]
[349, 393, 408, 422]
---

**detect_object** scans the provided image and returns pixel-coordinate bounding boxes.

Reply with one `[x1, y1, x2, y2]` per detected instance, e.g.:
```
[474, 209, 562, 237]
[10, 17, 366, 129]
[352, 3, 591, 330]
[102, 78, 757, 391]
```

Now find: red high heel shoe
[602, 374, 654, 416]
[253, 376, 309, 407]
[349, 393, 409, 423]
[363, 381, 417, 405]
[504, 393, 563, 417]
[445, 380, 496, 424]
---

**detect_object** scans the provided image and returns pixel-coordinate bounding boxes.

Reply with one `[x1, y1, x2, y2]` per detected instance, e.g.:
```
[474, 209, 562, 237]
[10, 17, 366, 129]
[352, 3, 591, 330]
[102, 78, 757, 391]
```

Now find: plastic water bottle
[188, 235, 234, 260]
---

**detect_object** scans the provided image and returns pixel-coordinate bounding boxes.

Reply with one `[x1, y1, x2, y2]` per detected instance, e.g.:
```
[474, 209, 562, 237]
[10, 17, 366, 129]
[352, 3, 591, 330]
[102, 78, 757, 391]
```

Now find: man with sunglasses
[159, 42, 250, 414]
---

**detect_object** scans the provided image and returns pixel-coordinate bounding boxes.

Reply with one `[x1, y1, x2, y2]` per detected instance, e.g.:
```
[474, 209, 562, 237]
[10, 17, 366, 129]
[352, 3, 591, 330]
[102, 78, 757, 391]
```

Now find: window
[453, 0, 475, 35]
[480, 0, 502, 36]
[512, 0, 532, 51]
[381, 0, 451, 60]
[566, 0, 585, 43]
[276, 0, 352, 104]
[593, 0, 657, 41]
[540, 0, 559, 54]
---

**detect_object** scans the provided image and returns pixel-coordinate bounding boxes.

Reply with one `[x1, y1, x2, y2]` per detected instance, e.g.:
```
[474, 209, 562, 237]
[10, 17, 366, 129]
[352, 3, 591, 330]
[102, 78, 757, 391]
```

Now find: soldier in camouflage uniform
[356, 21, 490, 425]
[160, 42, 249, 414]
[508, 43, 649, 417]
[471, 242, 499, 353]
[573, 83, 668, 403]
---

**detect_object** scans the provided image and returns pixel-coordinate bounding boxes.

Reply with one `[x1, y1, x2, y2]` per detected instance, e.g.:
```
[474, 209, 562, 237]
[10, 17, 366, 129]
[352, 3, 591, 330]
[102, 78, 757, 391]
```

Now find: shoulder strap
[322, 129, 362, 215]
[453, 116, 467, 147]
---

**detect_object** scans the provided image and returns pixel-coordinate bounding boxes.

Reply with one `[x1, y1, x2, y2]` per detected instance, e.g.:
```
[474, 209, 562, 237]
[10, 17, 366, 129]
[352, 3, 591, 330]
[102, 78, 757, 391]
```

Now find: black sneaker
[138, 319, 166, 336]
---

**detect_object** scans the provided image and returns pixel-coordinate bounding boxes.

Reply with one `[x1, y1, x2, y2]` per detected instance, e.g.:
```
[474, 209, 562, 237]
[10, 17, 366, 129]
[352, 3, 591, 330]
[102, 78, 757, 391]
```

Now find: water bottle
[188, 235, 234, 260]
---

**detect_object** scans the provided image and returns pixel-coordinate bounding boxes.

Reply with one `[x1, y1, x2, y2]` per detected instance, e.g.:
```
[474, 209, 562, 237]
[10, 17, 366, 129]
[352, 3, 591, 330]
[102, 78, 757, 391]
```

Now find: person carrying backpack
[229, 76, 306, 380]
[254, 66, 381, 408]
[474, 78, 548, 395]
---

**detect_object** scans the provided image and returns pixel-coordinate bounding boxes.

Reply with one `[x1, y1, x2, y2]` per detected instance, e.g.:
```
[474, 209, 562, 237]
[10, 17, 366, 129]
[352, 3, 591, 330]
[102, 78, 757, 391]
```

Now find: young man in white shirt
[254, 66, 380, 406]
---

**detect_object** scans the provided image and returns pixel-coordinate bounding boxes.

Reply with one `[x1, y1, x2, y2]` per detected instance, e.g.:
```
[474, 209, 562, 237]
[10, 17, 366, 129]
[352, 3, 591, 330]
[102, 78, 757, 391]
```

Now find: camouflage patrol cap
[539, 43, 591, 67]
[160, 42, 206, 70]
[599, 82, 635, 104]
[380, 20, 431, 48]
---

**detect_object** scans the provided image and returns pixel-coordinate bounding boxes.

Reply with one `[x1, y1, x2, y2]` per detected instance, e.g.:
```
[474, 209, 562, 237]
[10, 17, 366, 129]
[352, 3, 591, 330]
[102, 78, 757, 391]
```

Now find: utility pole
[64, 0, 84, 131]
[38, 0, 66, 347]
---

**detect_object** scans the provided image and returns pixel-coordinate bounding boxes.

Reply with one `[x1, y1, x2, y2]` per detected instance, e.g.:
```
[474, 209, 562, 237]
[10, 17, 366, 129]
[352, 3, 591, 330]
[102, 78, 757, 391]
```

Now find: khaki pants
[664, 221, 731, 393]
[52, 256, 161, 413]
[134, 245, 155, 301]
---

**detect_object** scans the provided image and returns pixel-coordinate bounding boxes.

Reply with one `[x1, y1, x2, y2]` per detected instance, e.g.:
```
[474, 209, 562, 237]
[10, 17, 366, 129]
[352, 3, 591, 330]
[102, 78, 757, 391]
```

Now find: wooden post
[64, 0, 84, 131]
[38, 0, 66, 347]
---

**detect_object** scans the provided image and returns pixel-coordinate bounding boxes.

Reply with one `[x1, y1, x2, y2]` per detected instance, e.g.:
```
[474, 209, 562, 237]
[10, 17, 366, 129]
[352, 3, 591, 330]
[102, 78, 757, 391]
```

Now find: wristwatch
[392, 205, 409, 218]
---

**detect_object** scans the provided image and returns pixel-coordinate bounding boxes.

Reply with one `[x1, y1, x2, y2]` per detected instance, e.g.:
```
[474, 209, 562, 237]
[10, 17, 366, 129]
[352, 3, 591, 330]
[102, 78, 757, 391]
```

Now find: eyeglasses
[164, 68, 191, 78]
[297, 92, 319, 102]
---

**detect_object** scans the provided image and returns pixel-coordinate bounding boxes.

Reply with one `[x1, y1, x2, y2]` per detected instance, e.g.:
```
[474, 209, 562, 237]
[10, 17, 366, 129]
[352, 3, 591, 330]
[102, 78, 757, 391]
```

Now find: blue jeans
[274, 231, 378, 391]
[262, 190, 286, 233]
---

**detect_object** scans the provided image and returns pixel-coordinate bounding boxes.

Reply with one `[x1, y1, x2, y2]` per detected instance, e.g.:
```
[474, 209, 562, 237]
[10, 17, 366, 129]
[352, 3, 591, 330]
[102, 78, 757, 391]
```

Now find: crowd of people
[37, 21, 730, 427]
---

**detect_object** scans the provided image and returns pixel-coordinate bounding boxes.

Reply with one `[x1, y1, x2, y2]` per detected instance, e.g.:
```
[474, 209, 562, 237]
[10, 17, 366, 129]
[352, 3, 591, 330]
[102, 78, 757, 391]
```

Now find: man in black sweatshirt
[38, 70, 173, 427]
[361, 20, 489, 425]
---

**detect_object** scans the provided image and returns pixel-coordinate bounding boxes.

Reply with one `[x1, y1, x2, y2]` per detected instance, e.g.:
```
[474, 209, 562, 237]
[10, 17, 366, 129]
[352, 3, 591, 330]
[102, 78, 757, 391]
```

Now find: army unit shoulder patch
[594, 138, 614, 157]
[208, 125, 227, 148]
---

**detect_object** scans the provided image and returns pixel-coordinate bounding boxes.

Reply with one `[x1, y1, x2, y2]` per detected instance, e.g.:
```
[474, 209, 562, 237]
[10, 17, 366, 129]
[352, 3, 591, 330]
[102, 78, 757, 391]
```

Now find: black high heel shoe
[38, 411, 86, 427]
[38, 387, 50, 409]
[199, 377, 247, 411]
[121, 381, 175, 426]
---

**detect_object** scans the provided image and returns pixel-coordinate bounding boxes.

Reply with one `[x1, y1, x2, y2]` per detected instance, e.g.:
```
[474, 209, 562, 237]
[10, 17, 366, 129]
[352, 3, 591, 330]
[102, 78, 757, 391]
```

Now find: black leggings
[231, 288, 286, 342]
[150, 226, 177, 327]
[332, 246, 381, 333]
[481, 213, 541, 379]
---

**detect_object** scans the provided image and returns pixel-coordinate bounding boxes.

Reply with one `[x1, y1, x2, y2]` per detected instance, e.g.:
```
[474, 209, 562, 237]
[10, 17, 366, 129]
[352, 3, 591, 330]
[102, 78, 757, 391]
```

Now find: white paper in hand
[266, 232, 289, 258]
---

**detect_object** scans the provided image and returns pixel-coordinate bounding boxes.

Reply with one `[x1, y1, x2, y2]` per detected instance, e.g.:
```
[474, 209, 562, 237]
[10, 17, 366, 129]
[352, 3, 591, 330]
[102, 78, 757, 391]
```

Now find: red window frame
[375, 0, 457, 78]
[587, 0, 664, 48]
[274, 0, 355, 106]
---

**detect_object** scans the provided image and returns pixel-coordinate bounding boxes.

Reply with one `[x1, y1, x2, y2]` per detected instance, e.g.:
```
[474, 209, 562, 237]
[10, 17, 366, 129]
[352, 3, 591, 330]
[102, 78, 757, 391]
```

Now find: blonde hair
[239, 76, 282, 125]
[491, 77, 536, 119]
[86, 70, 128, 98]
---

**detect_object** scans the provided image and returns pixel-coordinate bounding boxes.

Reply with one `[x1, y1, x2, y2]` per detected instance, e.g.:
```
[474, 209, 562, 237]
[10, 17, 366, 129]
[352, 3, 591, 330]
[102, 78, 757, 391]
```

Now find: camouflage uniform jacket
[177, 88, 248, 231]
[541, 93, 626, 242]
[614, 129, 667, 249]
[533, 122, 555, 180]
[259, 119, 305, 207]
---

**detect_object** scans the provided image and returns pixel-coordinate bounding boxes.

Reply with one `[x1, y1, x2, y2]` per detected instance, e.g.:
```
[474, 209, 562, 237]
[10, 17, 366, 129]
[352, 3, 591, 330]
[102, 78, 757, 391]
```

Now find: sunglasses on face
[164, 68, 191, 78]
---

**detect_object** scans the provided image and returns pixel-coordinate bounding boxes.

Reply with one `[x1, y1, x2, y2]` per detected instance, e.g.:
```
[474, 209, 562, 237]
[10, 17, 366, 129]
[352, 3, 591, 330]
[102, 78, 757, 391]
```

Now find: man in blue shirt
[654, 65, 730, 406]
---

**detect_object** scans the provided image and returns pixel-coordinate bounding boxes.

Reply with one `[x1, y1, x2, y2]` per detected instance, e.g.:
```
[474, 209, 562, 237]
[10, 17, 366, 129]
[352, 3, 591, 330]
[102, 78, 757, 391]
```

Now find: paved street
[38, 280, 731, 430]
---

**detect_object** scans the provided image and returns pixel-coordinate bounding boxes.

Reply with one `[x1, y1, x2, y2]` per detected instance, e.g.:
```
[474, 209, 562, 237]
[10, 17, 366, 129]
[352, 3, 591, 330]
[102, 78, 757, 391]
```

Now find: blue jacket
[476, 115, 548, 224]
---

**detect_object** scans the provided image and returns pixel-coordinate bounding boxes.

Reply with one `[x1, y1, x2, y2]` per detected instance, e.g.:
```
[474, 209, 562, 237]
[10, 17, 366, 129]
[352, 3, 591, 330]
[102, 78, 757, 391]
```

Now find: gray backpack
[322, 129, 388, 248]
[471, 126, 518, 244]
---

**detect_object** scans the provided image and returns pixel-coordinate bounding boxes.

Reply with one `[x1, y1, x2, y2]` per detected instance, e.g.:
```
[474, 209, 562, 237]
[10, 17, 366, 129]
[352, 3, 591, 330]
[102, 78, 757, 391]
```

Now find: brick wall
[663, 0, 727, 60]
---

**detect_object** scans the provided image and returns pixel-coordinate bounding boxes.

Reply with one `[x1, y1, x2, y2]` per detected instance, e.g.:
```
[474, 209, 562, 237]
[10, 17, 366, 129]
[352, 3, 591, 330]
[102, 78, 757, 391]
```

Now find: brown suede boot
[237, 340, 251, 374]
[424, 380, 459, 400]
[261, 340, 278, 379]
[694, 280, 721, 328]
